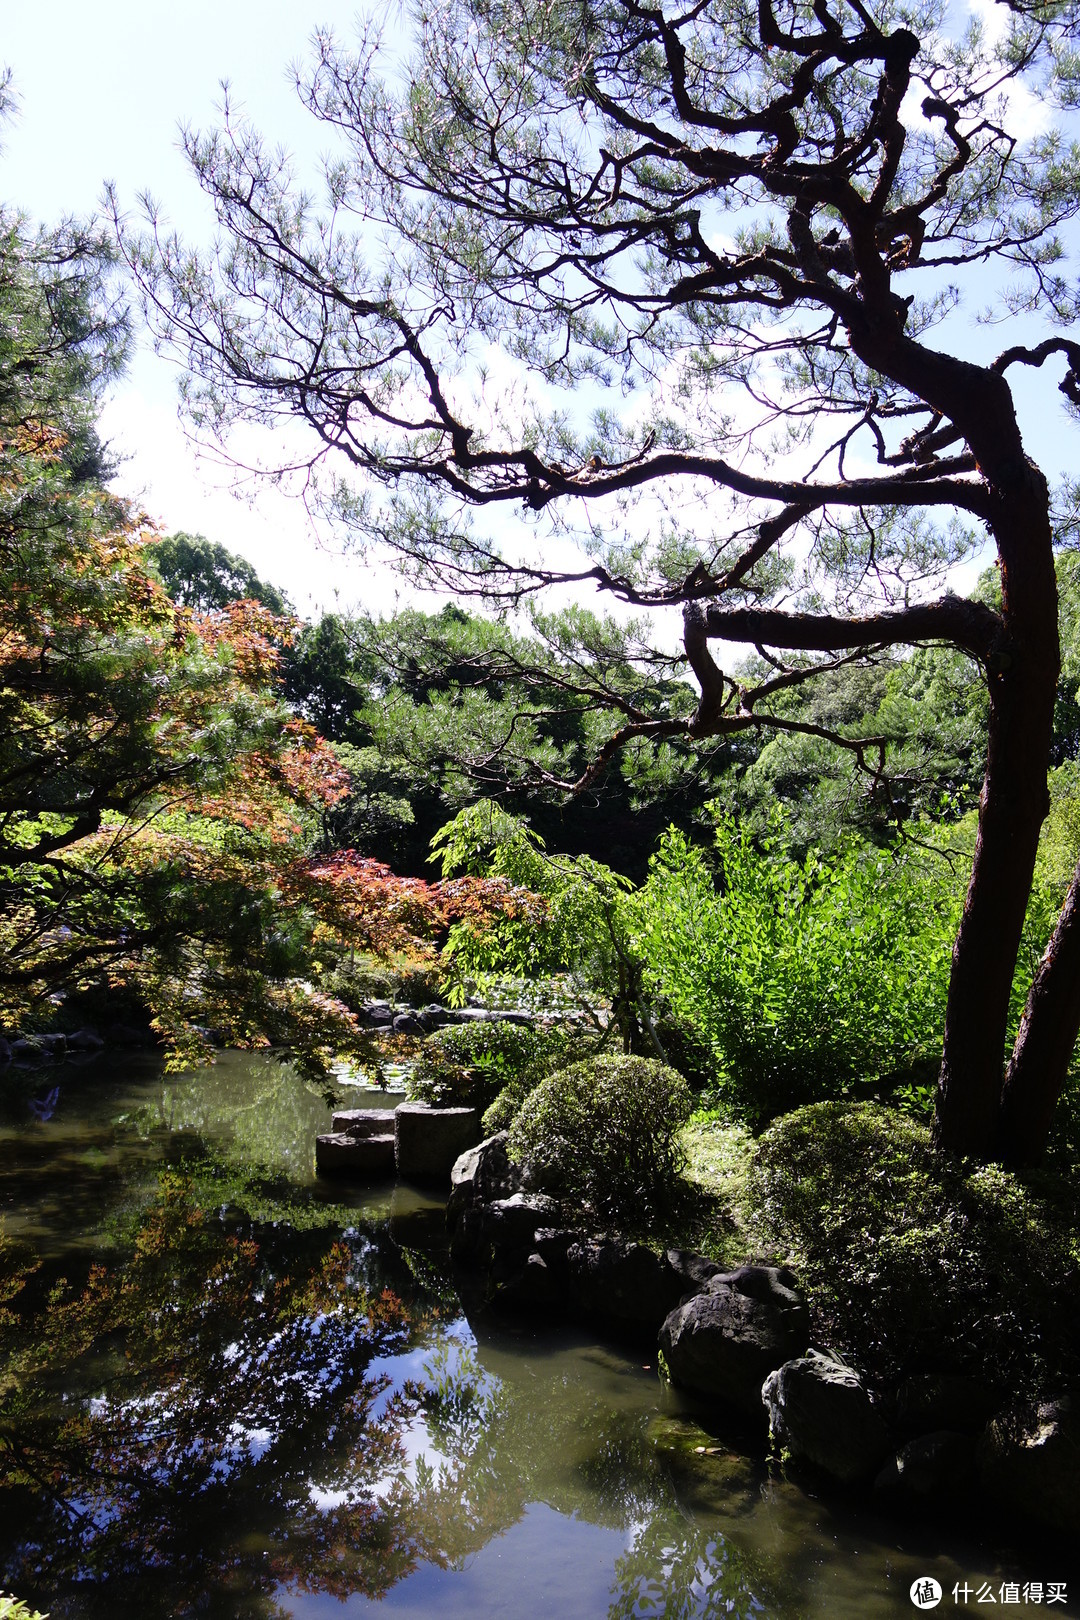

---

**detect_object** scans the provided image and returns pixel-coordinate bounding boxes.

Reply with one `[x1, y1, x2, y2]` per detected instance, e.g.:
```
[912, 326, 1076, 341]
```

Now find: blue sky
[3, 1, 404, 617]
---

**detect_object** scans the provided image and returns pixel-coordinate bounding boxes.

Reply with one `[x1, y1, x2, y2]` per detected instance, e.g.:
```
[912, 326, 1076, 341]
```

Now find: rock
[66, 1027, 104, 1052]
[41, 1031, 66, 1053]
[9, 1037, 48, 1065]
[363, 1002, 394, 1027]
[450, 1191, 561, 1266]
[447, 1133, 521, 1224]
[331, 1107, 397, 1138]
[485, 1192, 564, 1248]
[315, 1131, 396, 1177]
[666, 1249, 723, 1295]
[534, 1226, 579, 1267]
[874, 1430, 977, 1506]
[762, 1350, 890, 1483]
[392, 1012, 426, 1036]
[422, 1003, 451, 1029]
[492, 1249, 564, 1309]
[978, 1395, 1080, 1539]
[896, 1373, 999, 1434]
[394, 1102, 482, 1182]
[565, 1238, 692, 1334]
[0, 1035, 10, 1065]
[659, 1265, 809, 1417]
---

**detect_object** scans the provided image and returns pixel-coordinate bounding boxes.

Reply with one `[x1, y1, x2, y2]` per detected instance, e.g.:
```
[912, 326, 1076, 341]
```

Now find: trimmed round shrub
[746, 1101, 1080, 1392]
[506, 1054, 693, 1225]
[407, 1021, 590, 1112]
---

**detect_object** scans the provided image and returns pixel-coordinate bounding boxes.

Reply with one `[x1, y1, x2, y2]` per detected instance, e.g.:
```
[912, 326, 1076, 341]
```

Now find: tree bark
[932, 467, 1060, 1159]
[996, 854, 1080, 1165]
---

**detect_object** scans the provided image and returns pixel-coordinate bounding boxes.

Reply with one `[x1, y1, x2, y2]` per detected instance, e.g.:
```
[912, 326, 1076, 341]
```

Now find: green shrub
[482, 1078, 535, 1134]
[407, 1020, 590, 1112]
[746, 1102, 1080, 1392]
[631, 821, 962, 1126]
[507, 1055, 693, 1225]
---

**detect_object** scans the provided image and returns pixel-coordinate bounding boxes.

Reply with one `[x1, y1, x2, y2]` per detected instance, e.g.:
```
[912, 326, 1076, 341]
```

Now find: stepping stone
[315, 1132, 396, 1177]
[394, 1102, 482, 1183]
[331, 1108, 397, 1138]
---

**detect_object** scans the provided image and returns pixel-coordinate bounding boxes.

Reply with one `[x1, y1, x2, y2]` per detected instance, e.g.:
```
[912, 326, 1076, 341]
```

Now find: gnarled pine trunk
[997, 854, 1080, 1166]
[933, 465, 1060, 1161]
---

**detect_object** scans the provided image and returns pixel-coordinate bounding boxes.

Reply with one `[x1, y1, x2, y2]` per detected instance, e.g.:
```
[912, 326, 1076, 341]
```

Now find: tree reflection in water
[0, 1172, 502, 1618]
[0, 1166, 788, 1620]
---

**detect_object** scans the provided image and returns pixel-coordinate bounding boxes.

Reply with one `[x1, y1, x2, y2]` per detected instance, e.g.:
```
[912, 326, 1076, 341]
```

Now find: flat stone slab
[315, 1132, 396, 1177]
[331, 1108, 398, 1138]
[395, 1102, 482, 1182]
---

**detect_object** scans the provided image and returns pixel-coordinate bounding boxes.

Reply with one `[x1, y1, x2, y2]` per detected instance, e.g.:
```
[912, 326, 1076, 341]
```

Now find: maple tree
[0, 207, 536, 1070]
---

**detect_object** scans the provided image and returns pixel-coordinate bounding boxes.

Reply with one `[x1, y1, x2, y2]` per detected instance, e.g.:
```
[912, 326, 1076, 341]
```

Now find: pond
[0, 1052, 1073, 1619]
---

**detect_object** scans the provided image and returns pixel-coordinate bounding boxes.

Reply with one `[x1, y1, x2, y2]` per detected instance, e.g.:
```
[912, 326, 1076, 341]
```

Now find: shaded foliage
[746, 1103, 1080, 1393]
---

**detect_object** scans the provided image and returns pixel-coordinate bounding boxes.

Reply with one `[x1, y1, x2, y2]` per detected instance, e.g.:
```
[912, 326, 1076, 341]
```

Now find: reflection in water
[0, 1053, 1073, 1620]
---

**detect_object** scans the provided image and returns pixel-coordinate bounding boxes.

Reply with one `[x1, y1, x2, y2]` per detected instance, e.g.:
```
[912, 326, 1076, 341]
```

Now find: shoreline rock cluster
[354, 1000, 534, 1035]
[0, 1026, 114, 1066]
[0, 1000, 532, 1072]
[446, 1131, 1080, 1544]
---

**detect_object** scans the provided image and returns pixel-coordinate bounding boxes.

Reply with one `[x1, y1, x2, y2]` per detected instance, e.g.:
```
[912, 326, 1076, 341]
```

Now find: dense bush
[507, 1055, 693, 1225]
[746, 1102, 1080, 1392]
[407, 1020, 590, 1112]
[631, 821, 963, 1126]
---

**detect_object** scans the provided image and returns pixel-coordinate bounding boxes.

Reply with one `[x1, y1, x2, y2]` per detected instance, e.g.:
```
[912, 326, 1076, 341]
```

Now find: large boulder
[451, 1191, 562, 1268]
[394, 1102, 482, 1182]
[67, 1027, 104, 1052]
[978, 1395, 1080, 1539]
[362, 1001, 394, 1027]
[565, 1239, 703, 1334]
[447, 1132, 521, 1222]
[659, 1265, 809, 1417]
[393, 1012, 427, 1036]
[10, 1036, 48, 1065]
[762, 1349, 890, 1483]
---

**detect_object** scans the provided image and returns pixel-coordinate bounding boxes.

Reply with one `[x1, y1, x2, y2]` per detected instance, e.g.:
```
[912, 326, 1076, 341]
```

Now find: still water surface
[0, 1052, 1073, 1619]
